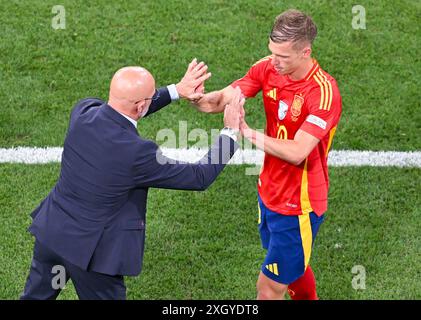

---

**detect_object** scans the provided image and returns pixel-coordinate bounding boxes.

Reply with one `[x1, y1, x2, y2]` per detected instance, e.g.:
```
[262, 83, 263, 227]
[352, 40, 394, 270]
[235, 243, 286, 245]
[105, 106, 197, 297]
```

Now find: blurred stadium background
[0, 0, 420, 299]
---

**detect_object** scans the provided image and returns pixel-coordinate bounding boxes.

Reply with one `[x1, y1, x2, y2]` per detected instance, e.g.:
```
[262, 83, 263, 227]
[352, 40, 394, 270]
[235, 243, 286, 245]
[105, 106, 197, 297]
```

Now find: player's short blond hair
[270, 9, 317, 49]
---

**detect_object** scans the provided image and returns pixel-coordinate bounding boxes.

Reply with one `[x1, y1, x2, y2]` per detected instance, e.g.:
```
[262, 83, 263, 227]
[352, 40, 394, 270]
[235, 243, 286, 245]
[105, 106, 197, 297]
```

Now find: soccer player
[193, 9, 342, 300]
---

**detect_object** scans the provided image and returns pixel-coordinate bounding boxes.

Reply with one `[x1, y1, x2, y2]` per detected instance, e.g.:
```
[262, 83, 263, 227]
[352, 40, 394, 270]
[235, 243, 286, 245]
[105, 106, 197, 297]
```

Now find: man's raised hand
[176, 58, 212, 101]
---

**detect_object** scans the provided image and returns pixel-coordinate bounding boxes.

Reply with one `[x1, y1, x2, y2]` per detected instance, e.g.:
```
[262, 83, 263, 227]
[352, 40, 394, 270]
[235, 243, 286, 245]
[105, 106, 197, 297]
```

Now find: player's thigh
[257, 271, 288, 294]
[262, 211, 325, 285]
[261, 226, 305, 285]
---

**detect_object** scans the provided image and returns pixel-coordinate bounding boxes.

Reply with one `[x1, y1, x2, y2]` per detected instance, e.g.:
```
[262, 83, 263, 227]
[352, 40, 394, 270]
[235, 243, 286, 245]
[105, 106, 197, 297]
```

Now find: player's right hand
[223, 87, 245, 131]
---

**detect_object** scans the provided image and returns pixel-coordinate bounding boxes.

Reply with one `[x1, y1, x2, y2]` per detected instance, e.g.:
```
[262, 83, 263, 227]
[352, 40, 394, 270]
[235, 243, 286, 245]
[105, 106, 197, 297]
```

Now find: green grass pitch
[0, 0, 420, 299]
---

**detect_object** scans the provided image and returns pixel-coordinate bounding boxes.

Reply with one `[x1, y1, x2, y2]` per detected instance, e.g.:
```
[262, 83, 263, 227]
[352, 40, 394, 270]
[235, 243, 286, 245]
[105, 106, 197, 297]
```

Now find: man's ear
[302, 46, 312, 58]
[136, 100, 148, 119]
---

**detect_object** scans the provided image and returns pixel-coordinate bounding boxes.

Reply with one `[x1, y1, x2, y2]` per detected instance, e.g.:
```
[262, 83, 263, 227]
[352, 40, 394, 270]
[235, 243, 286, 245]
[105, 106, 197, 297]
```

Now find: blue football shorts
[258, 194, 325, 284]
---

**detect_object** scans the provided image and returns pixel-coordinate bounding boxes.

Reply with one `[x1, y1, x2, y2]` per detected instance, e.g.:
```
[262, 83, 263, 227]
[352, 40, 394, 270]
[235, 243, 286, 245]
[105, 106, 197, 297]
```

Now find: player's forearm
[245, 130, 305, 166]
[194, 90, 226, 113]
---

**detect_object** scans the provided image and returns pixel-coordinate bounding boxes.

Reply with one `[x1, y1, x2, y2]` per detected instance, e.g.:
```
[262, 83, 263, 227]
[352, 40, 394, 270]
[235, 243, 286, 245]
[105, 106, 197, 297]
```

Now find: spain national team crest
[278, 100, 288, 120]
[291, 94, 304, 122]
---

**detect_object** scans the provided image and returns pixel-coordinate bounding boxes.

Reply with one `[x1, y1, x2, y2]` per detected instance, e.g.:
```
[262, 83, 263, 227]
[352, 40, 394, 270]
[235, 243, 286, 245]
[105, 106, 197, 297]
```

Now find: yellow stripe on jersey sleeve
[317, 71, 333, 111]
[314, 71, 333, 111]
[313, 73, 325, 111]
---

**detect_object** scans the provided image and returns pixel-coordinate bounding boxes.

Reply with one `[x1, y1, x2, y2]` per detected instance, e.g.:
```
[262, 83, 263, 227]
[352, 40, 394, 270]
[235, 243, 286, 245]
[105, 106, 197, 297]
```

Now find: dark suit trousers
[20, 240, 126, 300]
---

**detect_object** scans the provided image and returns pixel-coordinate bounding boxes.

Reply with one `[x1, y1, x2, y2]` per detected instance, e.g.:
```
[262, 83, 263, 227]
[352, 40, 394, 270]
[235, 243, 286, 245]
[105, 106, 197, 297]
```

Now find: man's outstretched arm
[191, 58, 264, 114]
[192, 85, 239, 114]
[134, 88, 245, 190]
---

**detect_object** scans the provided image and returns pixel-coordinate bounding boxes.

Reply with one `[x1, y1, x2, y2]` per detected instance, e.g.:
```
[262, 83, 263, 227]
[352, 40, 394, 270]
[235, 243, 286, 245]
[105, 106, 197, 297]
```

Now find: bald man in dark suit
[21, 60, 245, 299]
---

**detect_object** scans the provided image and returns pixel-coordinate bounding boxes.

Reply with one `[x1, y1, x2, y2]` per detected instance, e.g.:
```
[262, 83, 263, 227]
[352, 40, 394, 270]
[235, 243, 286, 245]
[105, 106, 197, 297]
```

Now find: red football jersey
[232, 57, 342, 216]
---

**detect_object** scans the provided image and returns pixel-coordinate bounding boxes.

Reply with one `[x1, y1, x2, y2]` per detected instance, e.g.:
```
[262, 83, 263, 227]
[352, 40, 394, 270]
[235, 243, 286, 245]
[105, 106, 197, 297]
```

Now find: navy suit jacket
[29, 87, 238, 276]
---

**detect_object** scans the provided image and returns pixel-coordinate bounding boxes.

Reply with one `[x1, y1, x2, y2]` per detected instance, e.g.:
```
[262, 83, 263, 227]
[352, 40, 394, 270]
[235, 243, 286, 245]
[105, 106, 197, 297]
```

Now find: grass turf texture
[0, 0, 420, 150]
[0, 164, 420, 299]
[0, 0, 420, 300]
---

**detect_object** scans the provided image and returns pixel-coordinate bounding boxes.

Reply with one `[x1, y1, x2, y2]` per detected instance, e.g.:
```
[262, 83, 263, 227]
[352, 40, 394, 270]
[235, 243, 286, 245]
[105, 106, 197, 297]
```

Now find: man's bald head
[108, 66, 156, 120]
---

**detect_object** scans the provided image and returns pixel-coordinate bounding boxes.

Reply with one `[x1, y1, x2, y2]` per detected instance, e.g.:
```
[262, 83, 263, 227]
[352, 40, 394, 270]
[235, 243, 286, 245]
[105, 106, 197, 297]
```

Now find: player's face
[268, 39, 307, 75]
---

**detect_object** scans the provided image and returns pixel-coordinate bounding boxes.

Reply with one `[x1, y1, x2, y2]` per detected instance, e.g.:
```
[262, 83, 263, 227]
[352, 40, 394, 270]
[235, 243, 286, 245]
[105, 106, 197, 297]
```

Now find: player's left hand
[176, 58, 212, 101]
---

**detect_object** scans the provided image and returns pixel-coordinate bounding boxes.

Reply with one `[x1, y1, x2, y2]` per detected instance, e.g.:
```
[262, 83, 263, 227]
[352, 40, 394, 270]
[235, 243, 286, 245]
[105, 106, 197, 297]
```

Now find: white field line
[0, 147, 421, 167]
